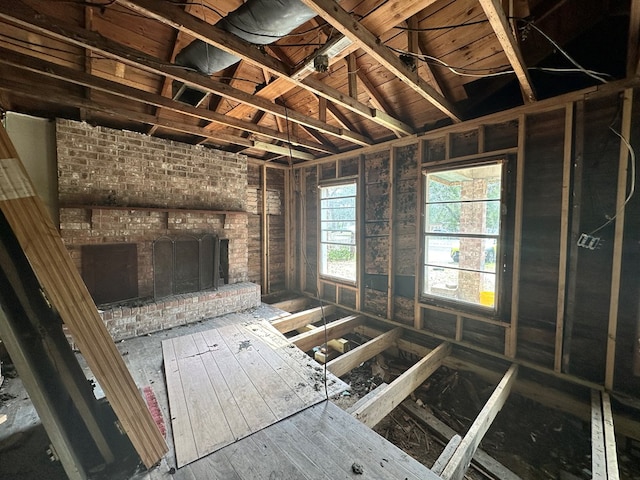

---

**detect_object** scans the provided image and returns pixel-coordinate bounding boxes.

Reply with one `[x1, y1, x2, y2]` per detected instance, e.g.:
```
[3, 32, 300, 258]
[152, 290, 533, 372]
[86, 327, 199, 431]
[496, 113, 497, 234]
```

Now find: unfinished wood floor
[163, 318, 346, 467]
[174, 400, 442, 480]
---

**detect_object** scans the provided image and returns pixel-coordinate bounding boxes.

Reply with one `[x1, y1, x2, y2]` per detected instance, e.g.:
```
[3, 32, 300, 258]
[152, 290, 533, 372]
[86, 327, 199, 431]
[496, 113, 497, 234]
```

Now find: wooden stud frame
[605, 88, 634, 390]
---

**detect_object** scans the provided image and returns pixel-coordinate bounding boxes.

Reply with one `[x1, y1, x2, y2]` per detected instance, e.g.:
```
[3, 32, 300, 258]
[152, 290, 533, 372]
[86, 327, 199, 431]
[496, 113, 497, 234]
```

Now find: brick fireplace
[55, 119, 259, 341]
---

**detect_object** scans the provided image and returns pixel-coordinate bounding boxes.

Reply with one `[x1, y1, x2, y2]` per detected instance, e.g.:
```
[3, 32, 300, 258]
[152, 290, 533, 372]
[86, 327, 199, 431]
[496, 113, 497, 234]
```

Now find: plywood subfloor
[174, 400, 442, 480]
[163, 319, 346, 467]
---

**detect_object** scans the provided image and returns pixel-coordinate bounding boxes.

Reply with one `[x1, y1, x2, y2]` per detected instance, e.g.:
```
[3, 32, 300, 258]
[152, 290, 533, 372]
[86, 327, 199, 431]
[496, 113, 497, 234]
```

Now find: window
[319, 182, 357, 282]
[422, 161, 504, 310]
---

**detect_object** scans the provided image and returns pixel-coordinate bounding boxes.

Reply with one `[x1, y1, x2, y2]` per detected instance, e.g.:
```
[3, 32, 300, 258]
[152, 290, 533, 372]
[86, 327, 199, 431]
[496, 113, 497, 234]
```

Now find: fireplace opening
[82, 243, 138, 305]
[153, 234, 228, 301]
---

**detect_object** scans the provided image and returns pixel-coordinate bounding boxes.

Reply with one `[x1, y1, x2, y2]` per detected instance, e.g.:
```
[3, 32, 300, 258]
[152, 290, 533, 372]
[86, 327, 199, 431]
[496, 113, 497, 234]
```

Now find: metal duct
[175, 0, 316, 76]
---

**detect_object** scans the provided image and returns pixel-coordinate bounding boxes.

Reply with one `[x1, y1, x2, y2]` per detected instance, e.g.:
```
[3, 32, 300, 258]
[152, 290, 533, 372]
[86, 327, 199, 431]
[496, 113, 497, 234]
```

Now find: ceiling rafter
[0, 47, 330, 158]
[0, 75, 315, 160]
[354, 59, 402, 139]
[297, 0, 462, 122]
[114, 0, 412, 135]
[407, 15, 447, 98]
[213, 0, 442, 136]
[0, 0, 364, 149]
[116, 0, 414, 134]
[478, 0, 536, 103]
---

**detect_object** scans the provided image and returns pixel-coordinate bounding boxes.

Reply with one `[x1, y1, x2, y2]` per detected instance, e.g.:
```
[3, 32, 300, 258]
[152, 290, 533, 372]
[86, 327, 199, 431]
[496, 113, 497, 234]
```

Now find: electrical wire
[393, 18, 490, 31]
[523, 21, 609, 84]
[588, 126, 636, 235]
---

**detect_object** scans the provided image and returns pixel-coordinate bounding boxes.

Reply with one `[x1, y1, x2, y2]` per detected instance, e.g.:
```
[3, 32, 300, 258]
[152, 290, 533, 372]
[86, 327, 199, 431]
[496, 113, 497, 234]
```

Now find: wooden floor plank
[216, 323, 308, 419]
[199, 327, 277, 429]
[259, 414, 333, 480]
[225, 323, 326, 406]
[188, 449, 243, 480]
[191, 332, 250, 440]
[226, 429, 310, 480]
[288, 402, 422, 480]
[243, 320, 347, 397]
[170, 335, 235, 466]
[312, 402, 440, 480]
[161, 340, 198, 467]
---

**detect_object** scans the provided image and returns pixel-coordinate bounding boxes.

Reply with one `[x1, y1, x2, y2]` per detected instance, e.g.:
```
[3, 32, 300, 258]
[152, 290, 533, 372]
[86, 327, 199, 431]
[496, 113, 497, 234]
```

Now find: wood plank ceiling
[0, 0, 635, 164]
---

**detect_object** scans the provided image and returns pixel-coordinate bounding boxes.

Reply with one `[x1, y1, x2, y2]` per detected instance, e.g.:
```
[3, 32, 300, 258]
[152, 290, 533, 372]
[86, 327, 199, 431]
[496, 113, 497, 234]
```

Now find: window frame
[420, 158, 507, 315]
[318, 179, 358, 285]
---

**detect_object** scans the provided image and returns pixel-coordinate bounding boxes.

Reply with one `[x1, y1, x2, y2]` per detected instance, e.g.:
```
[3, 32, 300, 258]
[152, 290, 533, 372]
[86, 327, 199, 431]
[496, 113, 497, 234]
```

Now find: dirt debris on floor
[334, 352, 640, 480]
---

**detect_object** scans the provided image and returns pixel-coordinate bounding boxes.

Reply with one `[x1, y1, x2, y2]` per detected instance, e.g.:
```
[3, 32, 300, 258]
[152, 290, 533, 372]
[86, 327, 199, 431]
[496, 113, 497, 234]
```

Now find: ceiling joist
[478, 0, 536, 103]
[297, 0, 462, 122]
[0, 0, 370, 149]
[0, 49, 326, 158]
[113, 0, 413, 136]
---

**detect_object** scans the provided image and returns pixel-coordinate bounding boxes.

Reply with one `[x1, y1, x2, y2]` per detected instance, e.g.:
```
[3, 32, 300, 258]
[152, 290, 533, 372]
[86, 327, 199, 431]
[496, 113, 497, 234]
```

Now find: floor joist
[351, 342, 451, 428]
[271, 305, 336, 334]
[290, 315, 364, 353]
[591, 390, 620, 479]
[327, 326, 403, 378]
[440, 364, 519, 480]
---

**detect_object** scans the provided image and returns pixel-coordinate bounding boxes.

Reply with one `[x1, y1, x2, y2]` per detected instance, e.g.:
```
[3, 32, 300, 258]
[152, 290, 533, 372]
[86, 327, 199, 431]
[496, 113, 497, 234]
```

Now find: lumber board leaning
[0, 125, 167, 468]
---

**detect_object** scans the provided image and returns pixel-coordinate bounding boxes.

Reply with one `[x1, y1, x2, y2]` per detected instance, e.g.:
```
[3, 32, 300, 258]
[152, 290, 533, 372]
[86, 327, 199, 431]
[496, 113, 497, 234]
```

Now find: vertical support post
[414, 140, 424, 329]
[563, 100, 585, 373]
[555, 102, 574, 372]
[284, 167, 292, 290]
[387, 147, 396, 319]
[357, 155, 365, 311]
[605, 88, 634, 390]
[507, 114, 525, 358]
[261, 164, 269, 294]
[299, 168, 307, 293]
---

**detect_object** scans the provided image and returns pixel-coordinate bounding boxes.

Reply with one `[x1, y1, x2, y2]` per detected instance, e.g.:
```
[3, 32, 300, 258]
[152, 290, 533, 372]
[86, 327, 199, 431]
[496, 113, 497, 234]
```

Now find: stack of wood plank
[0, 125, 167, 469]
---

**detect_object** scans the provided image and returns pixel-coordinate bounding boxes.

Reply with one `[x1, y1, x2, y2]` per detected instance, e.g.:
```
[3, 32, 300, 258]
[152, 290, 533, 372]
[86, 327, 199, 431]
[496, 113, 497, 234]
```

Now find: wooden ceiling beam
[114, 0, 291, 76]
[297, 0, 462, 122]
[114, 0, 412, 136]
[0, 1, 360, 149]
[212, 0, 439, 135]
[354, 60, 403, 138]
[407, 15, 447, 98]
[0, 48, 328, 156]
[0, 75, 316, 161]
[479, 0, 536, 103]
[346, 53, 358, 99]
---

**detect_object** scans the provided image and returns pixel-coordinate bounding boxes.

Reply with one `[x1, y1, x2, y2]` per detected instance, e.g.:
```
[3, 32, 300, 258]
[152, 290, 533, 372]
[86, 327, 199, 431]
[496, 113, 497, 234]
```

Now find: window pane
[321, 183, 356, 199]
[423, 161, 503, 310]
[320, 182, 357, 282]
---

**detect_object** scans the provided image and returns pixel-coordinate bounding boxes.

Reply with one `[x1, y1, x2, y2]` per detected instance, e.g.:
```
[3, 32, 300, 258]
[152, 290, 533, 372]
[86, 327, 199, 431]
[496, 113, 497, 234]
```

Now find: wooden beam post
[555, 103, 574, 372]
[352, 342, 451, 427]
[261, 164, 269, 294]
[605, 88, 634, 390]
[507, 115, 525, 357]
[440, 364, 518, 480]
[387, 147, 396, 319]
[563, 100, 585, 373]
